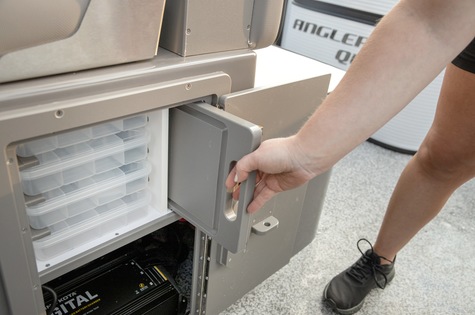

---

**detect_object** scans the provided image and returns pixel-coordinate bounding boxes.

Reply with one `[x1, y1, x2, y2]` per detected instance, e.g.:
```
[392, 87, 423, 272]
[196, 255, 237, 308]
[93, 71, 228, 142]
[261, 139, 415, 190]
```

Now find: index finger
[225, 166, 238, 190]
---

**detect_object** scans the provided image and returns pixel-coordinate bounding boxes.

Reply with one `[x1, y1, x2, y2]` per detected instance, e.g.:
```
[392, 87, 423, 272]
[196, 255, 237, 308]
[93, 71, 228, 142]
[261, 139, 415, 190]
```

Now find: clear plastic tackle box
[16, 115, 153, 261]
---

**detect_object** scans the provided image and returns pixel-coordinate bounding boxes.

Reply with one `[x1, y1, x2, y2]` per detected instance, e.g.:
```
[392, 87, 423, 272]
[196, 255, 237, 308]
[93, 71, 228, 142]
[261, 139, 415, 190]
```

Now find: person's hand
[225, 136, 317, 213]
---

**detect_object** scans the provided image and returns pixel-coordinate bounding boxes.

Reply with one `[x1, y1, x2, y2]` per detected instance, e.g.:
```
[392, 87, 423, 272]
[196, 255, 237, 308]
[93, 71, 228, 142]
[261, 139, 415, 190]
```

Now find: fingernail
[234, 173, 239, 183]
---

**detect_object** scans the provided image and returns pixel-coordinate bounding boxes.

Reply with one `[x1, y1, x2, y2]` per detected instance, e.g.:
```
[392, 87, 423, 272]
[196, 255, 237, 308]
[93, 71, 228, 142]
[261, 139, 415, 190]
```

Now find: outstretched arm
[227, 0, 475, 213]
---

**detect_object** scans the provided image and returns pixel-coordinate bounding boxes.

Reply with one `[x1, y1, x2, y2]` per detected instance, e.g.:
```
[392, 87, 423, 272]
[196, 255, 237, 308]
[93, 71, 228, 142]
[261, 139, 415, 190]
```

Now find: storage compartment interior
[15, 110, 171, 273]
[42, 220, 195, 315]
[13, 108, 200, 314]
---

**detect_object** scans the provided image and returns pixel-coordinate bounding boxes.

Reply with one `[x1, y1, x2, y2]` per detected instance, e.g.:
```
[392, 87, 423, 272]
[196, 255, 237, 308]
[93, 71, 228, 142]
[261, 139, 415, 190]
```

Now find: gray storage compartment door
[168, 103, 262, 253]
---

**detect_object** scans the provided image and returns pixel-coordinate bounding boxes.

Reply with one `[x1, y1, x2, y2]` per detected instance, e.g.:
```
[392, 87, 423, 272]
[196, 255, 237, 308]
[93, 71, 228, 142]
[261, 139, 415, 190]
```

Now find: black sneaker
[323, 239, 395, 314]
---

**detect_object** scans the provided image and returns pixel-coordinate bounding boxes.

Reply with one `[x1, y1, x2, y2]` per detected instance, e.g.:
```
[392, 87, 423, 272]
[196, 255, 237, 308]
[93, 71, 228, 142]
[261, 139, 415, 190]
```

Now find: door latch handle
[252, 216, 279, 235]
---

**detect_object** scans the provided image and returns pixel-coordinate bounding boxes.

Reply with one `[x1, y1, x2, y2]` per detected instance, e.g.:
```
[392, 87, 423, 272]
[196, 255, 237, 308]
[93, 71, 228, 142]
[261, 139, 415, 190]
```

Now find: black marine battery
[43, 255, 186, 315]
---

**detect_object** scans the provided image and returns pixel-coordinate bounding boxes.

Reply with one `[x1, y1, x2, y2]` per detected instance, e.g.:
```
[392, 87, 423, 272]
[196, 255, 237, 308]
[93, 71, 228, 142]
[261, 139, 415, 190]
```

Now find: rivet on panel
[55, 110, 65, 119]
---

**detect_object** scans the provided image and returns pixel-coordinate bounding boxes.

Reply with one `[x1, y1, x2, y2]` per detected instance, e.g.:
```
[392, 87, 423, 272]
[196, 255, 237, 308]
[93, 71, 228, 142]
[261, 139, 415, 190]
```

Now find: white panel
[281, 2, 375, 71]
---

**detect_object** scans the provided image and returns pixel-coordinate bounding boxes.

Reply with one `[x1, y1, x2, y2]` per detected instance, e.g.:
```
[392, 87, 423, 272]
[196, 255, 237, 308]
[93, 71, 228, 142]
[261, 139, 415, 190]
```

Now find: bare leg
[373, 63, 475, 262]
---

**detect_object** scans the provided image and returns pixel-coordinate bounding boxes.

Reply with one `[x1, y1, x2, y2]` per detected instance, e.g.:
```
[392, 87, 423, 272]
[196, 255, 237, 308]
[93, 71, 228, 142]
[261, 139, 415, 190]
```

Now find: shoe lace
[347, 238, 393, 289]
